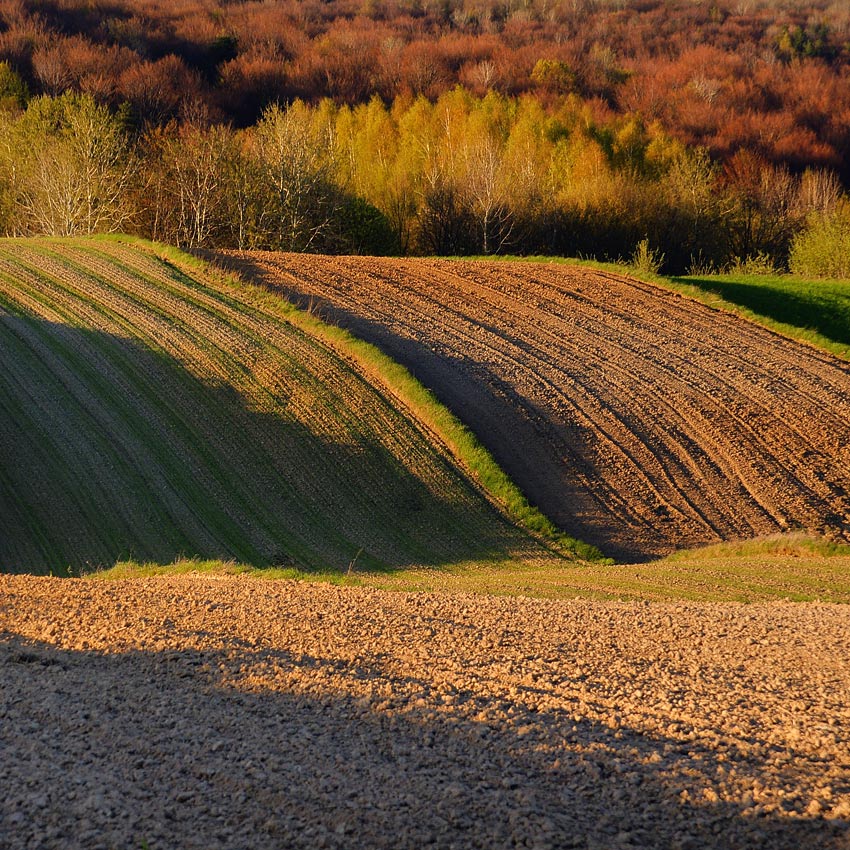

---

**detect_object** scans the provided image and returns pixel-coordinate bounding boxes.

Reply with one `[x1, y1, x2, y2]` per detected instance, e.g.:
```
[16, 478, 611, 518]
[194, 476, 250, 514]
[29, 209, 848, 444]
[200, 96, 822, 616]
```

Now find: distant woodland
[1, 0, 850, 272]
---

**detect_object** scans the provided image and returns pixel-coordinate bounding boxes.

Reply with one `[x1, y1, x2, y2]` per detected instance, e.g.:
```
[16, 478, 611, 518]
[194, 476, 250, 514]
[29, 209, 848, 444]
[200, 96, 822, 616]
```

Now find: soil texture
[219, 254, 850, 561]
[2, 575, 849, 850]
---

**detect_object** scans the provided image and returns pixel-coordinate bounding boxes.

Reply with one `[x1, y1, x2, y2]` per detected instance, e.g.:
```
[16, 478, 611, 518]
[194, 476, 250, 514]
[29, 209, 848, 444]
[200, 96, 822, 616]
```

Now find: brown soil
[217, 253, 850, 561]
[2, 575, 849, 850]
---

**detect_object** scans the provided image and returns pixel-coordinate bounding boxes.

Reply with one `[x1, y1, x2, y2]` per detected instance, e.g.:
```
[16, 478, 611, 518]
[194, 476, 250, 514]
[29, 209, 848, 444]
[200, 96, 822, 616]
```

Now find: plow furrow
[222, 252, 850, 560]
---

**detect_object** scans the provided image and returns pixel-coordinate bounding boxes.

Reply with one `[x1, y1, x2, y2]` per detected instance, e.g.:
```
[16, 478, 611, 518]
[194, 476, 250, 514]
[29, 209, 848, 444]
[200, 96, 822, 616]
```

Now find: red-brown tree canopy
[0, 0, 849, 176]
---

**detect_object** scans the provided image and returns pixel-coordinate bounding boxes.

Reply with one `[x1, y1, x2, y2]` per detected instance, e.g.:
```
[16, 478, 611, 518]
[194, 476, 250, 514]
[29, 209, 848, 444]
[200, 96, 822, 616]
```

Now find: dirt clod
[2, 575, 849, 849]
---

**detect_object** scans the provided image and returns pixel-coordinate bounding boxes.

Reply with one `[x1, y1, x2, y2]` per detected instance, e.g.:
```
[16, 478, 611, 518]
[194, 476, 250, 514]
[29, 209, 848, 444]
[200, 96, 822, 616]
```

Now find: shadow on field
[2, 632, 846, 850]
[675, 278, 850, 350]
[219, 254, 658, 563]
[0, 313, 535, 575]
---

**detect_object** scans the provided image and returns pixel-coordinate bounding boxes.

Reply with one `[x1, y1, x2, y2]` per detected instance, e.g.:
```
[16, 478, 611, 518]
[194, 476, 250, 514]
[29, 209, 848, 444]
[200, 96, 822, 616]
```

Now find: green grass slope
[0, 238, 569, 576]
[669, 273, 850, 360]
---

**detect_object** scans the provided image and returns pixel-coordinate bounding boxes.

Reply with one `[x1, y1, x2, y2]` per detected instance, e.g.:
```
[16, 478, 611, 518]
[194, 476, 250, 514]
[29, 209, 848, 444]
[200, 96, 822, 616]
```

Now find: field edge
[108, 235, 606, 564]
[453, 253, 850, 362]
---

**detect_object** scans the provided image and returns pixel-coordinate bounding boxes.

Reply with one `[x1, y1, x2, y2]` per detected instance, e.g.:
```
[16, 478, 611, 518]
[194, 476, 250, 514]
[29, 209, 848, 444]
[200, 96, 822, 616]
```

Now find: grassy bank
[94, 535, 850, 604]
[669, 272, 850, 360]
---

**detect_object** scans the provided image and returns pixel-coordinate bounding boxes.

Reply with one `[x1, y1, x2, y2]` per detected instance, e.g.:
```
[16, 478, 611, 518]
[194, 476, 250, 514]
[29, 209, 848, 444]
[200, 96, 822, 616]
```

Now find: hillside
[0, 238, 562, 575]
[222, 252, 850, 562]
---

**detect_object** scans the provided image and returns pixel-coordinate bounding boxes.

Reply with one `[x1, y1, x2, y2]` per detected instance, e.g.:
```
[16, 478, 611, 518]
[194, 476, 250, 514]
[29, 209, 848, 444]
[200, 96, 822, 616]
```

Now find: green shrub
[725, 251, 777, 276]
[790, 203, 850, 279]
[338, 195, 400, 255]
[629, 238, 665, 275]
[0, 62, 28, 112]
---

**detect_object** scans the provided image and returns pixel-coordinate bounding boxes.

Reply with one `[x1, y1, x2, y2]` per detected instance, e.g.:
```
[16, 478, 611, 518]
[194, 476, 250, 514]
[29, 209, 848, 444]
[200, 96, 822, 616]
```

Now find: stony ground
[2, 575, 849, 850]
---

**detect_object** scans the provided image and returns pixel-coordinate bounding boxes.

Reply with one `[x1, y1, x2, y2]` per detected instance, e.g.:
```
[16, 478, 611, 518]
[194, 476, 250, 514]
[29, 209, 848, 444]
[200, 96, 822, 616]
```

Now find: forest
[0, 0, 849, 272]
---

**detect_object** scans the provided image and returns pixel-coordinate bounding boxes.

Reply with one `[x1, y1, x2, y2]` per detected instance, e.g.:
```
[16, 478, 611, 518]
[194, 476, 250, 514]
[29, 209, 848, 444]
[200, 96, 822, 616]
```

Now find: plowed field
[220, 253, 850, 561]
[0, 239, 559, 574]
[3, 575, 850, 850]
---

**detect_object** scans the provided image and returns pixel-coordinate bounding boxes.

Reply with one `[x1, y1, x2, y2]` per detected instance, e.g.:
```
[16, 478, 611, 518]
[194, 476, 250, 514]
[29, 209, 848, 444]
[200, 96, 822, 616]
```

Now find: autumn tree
[142, 117, 236, 248]
[333, 96, 414, 251]
[118, 57, 204, 126]
[0, 93, 136, 236]
[408, 89, 477, 254]
[721, 150, 803, 265]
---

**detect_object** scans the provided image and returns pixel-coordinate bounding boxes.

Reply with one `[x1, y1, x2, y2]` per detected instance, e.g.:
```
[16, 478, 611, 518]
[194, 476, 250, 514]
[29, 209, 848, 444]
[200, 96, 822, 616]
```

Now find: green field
[92, 534, 850, 603]
[0, 237, 571, 575]
[357, 534, 850, 603]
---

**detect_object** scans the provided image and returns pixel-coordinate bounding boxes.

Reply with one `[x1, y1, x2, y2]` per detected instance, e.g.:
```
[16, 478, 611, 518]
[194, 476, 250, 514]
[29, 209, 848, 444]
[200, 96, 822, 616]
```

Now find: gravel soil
[2, 575, 849, 850]
[217, 253, 850, 562]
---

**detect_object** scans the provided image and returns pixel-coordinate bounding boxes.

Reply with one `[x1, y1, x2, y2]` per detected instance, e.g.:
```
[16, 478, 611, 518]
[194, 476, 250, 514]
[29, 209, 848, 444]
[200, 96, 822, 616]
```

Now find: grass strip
[93, 534, 850, 604]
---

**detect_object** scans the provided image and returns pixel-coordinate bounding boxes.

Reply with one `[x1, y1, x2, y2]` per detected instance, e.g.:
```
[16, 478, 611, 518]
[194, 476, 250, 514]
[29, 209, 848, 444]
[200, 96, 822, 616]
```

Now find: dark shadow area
[1, 632, 846, 850]
[674, 278, 850, 350]
[0, 312, 535, 575]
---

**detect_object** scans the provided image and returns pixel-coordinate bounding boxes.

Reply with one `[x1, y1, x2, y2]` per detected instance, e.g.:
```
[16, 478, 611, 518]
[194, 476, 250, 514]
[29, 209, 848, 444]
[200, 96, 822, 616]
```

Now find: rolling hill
[220, 252, 850, 562]
[0, 238, 564, 575]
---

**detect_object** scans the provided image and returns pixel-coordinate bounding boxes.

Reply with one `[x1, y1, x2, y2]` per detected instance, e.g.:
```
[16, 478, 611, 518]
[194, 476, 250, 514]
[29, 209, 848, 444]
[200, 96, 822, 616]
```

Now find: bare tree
[6, 93, 135, 236]
[167, 123, 233, 248]
[461, 131, 513, 254]
[253, 102, 341, 251]
[795, 167, 841, 218]
[31, 45, 71, 96]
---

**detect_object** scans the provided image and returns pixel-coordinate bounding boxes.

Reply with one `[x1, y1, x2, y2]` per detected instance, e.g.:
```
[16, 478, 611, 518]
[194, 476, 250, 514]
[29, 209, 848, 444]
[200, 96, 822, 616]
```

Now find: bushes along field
[0, 88, 848, 273]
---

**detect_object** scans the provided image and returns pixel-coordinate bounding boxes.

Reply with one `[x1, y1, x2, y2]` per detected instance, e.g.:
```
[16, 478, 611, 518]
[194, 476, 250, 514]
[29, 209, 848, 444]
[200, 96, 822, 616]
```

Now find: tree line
[1, 82, 847, 275]
[1, 0, 849, 181]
